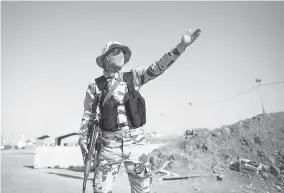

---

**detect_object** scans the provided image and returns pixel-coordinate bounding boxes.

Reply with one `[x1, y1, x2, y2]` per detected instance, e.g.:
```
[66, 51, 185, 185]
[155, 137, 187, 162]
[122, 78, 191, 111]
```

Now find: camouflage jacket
[79, 42, 186, 143]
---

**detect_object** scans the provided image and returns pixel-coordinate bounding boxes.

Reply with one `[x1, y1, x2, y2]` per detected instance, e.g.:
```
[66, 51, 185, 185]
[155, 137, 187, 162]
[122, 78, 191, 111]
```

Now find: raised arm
[134, 29, 201, 87]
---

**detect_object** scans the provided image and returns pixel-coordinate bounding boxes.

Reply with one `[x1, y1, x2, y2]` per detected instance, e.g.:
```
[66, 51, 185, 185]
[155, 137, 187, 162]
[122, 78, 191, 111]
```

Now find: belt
[117, 100, 124, 106]
[118, 122, 128, 128]
[102, 128, 144, 138]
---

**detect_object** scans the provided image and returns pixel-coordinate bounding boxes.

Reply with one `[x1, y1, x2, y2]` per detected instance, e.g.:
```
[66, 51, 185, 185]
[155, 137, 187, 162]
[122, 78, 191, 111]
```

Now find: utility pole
[255, 78, 266, 114]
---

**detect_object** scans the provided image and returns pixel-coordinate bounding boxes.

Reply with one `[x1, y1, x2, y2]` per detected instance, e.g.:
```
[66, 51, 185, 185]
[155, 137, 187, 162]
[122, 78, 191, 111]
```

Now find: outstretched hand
[180, 28, 202, 49]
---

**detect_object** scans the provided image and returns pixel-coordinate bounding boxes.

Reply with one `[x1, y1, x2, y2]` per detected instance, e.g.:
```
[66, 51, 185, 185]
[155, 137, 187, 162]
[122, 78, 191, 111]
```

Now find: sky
[1, 1, 284, 144]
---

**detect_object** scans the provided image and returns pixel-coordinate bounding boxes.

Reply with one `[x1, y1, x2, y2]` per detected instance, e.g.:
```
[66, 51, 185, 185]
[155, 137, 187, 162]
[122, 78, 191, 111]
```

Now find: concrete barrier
[33, 143, 165, 169]
[34, 146, 83, 169]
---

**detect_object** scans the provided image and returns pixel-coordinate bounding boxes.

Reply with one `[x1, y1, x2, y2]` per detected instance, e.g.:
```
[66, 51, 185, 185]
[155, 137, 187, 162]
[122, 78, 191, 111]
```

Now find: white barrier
[33, 143, 165, 169]
[33, 146, 84, 169]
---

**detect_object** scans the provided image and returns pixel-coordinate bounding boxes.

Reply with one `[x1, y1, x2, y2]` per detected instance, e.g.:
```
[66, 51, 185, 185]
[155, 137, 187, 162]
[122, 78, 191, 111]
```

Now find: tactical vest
[95, 71, 146, 131]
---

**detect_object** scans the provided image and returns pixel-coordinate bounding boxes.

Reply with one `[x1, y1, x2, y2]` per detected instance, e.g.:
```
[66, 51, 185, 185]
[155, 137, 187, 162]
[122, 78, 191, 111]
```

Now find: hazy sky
[2, 1, 284, 143]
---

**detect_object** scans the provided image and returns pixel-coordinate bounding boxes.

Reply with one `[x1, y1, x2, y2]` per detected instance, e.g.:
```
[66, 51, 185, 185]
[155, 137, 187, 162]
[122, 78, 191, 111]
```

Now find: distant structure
[1, 135, 7, 145]
[36, 135, 51, 146]
[55, 132, 79, 146]
[35, 132, 80, 146]
[17, 139, 35, 149]
[255, 78, 266, 114]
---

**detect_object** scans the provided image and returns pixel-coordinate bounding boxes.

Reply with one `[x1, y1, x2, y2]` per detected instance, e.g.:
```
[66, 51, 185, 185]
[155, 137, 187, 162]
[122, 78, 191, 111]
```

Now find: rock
[262, 165, 270, 172]
[213, 169, 217, 174]
[268, 157, 276, 165]
[185, 129, 194, 136]
[277, 178, 284, 184]
[242, 190, 253, 193]
[277, 175, 283, 181]
[270, 165, 280, 176]
[245, 185, 252, 189]
[230, 161, 240, 171]
[254, 135, 262, 144]
[217, 175, 224, 181]
[212, 131, 221, 137]
[195, 187, 202, 191]
[276, 185, 281, 191]
[224, 127, 230, 133]
[262, 173, 270, 181]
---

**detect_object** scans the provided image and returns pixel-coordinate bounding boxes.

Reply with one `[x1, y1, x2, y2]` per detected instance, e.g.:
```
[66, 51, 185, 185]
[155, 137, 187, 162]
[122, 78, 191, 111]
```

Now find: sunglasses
[108, 48, 126, 57]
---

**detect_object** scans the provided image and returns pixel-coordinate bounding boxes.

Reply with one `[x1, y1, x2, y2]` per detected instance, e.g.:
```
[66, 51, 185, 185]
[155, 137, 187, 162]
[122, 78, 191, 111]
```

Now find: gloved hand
[180, 28, 202, 49]
[78, 120, 99, 156]
[78, 138, 88, 155]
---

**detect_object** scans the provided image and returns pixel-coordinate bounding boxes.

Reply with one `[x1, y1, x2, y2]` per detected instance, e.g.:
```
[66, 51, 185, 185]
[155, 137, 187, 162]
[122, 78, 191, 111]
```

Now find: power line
[258, 80, 284, 87]
[210, 86, 258, 105]
[191, 80, 284, 107]
[209, 80, 284, 106]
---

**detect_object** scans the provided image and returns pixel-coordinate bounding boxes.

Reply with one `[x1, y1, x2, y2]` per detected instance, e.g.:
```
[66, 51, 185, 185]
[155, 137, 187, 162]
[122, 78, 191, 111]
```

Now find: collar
[103, 70, 123, 81]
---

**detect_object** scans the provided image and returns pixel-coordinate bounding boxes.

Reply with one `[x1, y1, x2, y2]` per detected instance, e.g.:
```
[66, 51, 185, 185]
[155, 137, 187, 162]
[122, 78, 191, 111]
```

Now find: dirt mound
[150, 112, 284, 186]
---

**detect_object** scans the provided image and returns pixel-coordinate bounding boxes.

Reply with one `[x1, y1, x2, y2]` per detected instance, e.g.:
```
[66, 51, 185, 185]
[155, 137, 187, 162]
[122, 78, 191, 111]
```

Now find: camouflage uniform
[79, 42, 186, 193]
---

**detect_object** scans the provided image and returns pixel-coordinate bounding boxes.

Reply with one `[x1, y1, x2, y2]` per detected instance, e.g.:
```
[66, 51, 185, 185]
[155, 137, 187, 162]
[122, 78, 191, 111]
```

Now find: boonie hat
[96, 41, 131, 69]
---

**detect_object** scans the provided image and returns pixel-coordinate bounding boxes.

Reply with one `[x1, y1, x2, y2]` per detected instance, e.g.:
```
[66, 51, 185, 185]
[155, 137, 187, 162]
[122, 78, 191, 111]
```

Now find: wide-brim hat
[96, 41, 132, 69]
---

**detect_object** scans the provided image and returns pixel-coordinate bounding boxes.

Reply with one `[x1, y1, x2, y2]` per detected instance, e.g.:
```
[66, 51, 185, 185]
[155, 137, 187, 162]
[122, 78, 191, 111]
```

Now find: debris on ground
[194, 187, 202, 191]
[239, 158, 262, 176]
[149, 112, 284, 191]
[270, 165, 281, 176]
[162, 173, 216, 180]
[217, 174, 224, 181]
[276, 185, 281, 191]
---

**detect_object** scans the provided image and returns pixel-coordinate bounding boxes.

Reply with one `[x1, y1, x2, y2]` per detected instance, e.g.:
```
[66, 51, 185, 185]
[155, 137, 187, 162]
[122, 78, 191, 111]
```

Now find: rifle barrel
[82, 125, 99, 193]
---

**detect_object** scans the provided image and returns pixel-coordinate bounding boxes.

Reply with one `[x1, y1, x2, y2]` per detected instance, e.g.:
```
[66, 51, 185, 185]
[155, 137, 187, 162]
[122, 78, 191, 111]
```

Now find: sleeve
[133, 42, 186, 87]
[78, 81, 99, 144]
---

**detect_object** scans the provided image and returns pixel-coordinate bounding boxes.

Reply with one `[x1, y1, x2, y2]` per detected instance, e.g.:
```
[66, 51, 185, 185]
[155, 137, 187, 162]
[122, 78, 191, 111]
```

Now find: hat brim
[96, 44, 132, 69]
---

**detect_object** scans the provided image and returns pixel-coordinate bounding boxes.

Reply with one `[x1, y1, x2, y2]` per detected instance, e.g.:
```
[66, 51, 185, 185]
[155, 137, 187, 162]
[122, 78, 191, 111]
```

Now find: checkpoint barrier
[33, 143, 165, 169]
[33, 146, 84, 169]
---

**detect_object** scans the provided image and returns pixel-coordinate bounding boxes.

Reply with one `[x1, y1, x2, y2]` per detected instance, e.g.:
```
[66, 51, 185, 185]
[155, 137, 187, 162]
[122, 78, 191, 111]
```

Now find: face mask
[108, 52, 125, 66]
[105, 49, 125, 71]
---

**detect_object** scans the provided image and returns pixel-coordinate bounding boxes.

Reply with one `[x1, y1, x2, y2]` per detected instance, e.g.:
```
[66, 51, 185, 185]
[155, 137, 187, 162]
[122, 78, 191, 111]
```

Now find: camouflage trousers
[93, 132, 152, 193]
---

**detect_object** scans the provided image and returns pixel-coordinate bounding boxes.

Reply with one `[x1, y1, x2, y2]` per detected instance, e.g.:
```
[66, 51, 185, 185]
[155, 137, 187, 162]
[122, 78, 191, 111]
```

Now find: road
[1, 147, 276, 193]
[1, 145, 161, 193]
[1, 149, 87, 193]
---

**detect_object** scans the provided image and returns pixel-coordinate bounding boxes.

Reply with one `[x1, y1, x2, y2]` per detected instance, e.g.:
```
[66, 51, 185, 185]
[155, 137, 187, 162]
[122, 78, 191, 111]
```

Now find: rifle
[82, 124, 99, 193]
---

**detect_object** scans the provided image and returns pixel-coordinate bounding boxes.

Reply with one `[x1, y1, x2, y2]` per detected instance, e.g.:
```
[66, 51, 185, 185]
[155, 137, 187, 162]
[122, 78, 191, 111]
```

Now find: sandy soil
[1, 147, 281, 193]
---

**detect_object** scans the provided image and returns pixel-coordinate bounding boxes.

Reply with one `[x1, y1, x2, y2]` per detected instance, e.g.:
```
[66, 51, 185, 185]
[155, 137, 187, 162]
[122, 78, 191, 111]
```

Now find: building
[55, 132, 79, 146]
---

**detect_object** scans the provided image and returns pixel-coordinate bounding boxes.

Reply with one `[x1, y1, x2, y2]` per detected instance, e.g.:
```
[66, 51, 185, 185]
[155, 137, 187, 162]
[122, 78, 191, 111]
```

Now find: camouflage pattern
[93, 131, 152, 193]
[79, 42, 186, 193]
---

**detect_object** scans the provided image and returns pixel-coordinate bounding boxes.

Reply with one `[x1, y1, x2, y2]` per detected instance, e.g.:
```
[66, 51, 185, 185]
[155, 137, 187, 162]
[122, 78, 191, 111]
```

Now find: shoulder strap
[102, 80, 119, 106]
[95, 75, 120, 106]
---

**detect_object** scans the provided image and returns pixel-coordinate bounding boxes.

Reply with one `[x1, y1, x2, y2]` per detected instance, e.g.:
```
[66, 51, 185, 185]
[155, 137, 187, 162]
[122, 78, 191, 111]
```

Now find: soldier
[78, 28, 202, 193]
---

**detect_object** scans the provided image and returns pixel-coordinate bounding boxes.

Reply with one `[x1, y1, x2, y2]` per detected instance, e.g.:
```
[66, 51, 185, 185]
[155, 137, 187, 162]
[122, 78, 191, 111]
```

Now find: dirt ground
[1, 148, 282, 193]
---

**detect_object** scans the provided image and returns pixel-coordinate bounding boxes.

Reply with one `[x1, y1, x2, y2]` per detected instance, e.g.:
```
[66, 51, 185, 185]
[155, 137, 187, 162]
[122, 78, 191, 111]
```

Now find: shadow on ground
[47, 172, 93, 180]
[23, 165, 34, 169]
[68, 166, 96, 173]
